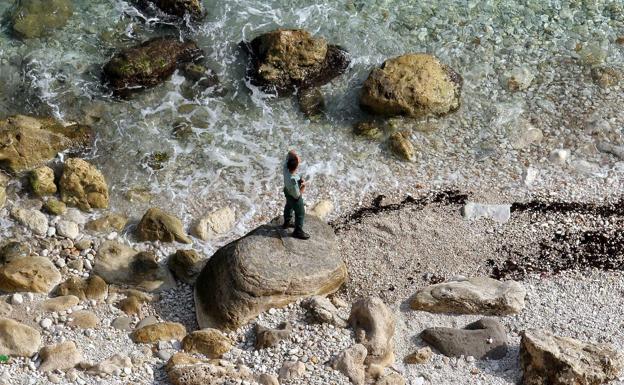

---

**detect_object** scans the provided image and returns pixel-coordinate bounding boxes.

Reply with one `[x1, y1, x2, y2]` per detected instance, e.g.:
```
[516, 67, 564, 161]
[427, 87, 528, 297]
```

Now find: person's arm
[300, 178, 306, 194]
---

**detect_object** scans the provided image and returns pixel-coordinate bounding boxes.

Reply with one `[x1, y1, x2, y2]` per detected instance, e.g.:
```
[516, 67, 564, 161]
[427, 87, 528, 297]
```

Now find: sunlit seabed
[0, 0, 623, 246]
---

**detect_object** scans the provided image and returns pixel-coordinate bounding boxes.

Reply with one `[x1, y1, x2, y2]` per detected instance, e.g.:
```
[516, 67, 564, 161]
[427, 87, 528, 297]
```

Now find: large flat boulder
[195, 215, 347, 330]
[0, 318, 41, 357]
[0, 256, 61, 294]
[520, 329, 624, 385]
[410, 277, 526, 315]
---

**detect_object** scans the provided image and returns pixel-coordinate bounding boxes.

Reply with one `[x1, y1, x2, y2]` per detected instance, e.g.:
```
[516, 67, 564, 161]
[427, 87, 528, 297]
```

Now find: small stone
[404, 347, 433, 365]
[56, 221, 80, 239]
[278, 361, 306, 382]
[43, 199, 67, 216]
[11, 293, 24, 305]
[40, 318, 53, 329]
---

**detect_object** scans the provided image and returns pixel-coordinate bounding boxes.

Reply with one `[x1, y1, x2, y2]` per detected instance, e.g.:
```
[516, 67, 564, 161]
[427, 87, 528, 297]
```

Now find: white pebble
[11, 293, 24, 305]
[40, 318, 53, 329]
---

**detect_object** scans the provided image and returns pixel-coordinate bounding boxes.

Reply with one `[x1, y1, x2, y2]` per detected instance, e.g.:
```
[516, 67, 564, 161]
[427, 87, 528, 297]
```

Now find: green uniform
[283, 159, 305, 230]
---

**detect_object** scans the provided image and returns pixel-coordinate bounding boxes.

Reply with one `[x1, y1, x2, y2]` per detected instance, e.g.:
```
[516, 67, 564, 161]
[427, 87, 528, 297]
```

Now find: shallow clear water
[1, 0, 623, 236]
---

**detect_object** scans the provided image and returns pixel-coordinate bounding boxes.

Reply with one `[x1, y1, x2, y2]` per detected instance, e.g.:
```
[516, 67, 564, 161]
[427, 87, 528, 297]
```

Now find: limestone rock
[0, 318, 41, 357]
[195, 215, 347, 330]
[111, 316, 132, 331]
[166, 353, 262, 385]
[0, 115, 92, 173]
[361, 53, 462, 118]
[38, 342, 82, 372]
[42, 295, 79, 312]
[85, 213, 127, 233]
[168, 249, 205, 284]
[56, 275, 108, 301]
[137, 208, 191, 244]
[0, 241, 31, 263]
[103, 37, 203, 97]
[56, 220, 79, 239]
[331, 344, 367, 385]
[421, 318, 508, 360]
[59, 158, 109, 211]
[132, 322, 186, 343]
[242, 29, 350, 95]
[520, 329, 624, 385]
[11, 0, 73, 39]
[0, 302, 12, 317]
[302, 295, 347, 327]
[191, 207, 235, 241]
[67, 310, 98, 329]
[135, 0, 203, 19]
[43, 199, 67, 215]
[375, 373, 406, 385]
[279, 361, 306, 382]
[10, 207, 48, 236]
[258, 374, 280, 385]
[30, 166, 57, 196]
[255, 322, 292, 349]
[389, 131, 415, 161]
[0, 256, 61, 293]
[94, 241, 175, 292]
[410, 277, 526, 315]
[349, 297, 395, 367]
[404, 346, 433, 365]
[182, 329, 232, 358]
[87, 354, 132, 376]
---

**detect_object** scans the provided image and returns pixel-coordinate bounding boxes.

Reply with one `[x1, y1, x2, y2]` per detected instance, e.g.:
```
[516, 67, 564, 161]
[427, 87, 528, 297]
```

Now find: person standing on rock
[282, 150, 310, 240]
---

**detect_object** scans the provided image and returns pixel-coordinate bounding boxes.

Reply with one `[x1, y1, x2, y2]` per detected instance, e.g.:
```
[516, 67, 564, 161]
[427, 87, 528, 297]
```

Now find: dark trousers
[283, 189, 305, 230]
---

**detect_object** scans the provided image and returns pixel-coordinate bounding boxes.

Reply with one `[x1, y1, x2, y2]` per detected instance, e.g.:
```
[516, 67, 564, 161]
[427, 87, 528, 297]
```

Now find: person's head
[287, 151, 299, 173]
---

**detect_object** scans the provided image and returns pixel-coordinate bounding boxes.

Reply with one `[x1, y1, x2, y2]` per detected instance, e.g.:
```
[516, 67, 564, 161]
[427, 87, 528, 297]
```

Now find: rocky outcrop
[168, 249, 205, 284]
[38, 342, 82, 372]
[331, 344, 367, 385]
[137, 208, 191, 244]
[11, 0, 73, 39]
[166, 353, 266, 385]
[0, 318, 41, 357]
[0, 256, 61, 293]
[85, 213, 128, 233]
[0, 115, 92, 173]
[59, 158, 108, 211]
[242, 29, 350, 95]
[349, 297, 395, 368]
[360, 53, 462, 118]
[410, 277, 526, 315]
[132, 322, 187, 343]
[421, 318, 508, 360]
[182, 329, 232, 358]
[254, 322, 292, 349]
[520, 329, 624, 385]
[191, 207, 235, 241]
[94, 241, 176, 292]
[11, 207, 48, 236]
[103, 37, 203, 97]
[135, 0, 203, 19]
[30, 166, 57, 196]
[195, 215, 347, 330]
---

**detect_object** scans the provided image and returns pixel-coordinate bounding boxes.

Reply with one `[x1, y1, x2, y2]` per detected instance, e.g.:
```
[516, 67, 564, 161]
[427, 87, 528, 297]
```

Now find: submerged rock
[59, 158, 109, 211]
[297, 87, 325, 117]
[353, 121, 384, 140]
[389, 131, 415, 161]
[85, 213, 128, 233]
[195, 215, 347, 330]
[0, 256, 61, 294]
[11, 0, 73, 39]
[10, 207, 48, 236]
[242, 29, 350, 95]
[361, 53, 462, 118]
[43, 199, 67, 216]
[135, 0, 203, 19]
[103, 37, 203, 97]
[137, 208, 191, 244]
[0, 115, 93, 173]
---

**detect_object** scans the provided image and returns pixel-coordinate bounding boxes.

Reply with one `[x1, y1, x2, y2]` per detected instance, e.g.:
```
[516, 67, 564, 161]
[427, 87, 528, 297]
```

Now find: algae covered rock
[389, 131, 415, 161]
[60, 158, 109, 211]
[242, 29, 350, 95]
[30, 166, 57, 196]
[11, 0, 73, 39]
[135, 0, 203, 20]
[361, 53, 462, 118]
[103, 37, 203, 97]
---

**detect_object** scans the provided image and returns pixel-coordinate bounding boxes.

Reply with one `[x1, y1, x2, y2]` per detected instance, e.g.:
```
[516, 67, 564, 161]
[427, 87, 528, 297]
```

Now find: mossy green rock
[102, 37, 203, 97]
[30, 166, 57, 196]
[44, 199, 67, 216]
[11, 0, 73, 39]
[354, 121, 384, 140]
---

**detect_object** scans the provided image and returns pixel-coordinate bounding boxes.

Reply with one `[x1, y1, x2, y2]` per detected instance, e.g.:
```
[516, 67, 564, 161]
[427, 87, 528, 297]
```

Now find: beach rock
[520, 329, 624, 385]
[242, 29, 350, 95]
[85, 213, 128, 233]
[409, 277, 526, 315]
[118, 295, 142, 315]
[166, 353, 261, 385]
[11, 0, 73, 39]
[302, 295, 347, 327]
[349, 297, 395, 367]
[0, 318, 41, 357]
[67, 310, 99, 329]
[103, 37, 203, 97]
[0, 241, 30, 263]
[56, 275, 108, 301]
[404, 346, 433, 365]
[0, 302, 11, 317]
[0, 256, 61, 293]
[354, 121, 384, 139]
[94, 241, 175, 291]
[309, 200, 334, 220]
[135, 0, 203, 19]
[258, 374, 280, 385]
[194, 215, 347, 330]
[137, 208, 191, 244]
[56, 220, 79, 239]
[279, 361, 306, 382]
[191, 207, 235, 241]
[0, 115, 92, 173]
[254, 322, 292, 349]
[43, 199, 67, 215]
[42, 295, 79, 312]
[361, 53, 462, 118]
[10, 207, 48, 236]
[38, 342, 82, 372]
[132, 322, 186, 343]
[30, 166, 57, 196]
[331, 344, 367, 385]
[297, 87, 325, 117]
[421, 318, 508, 360]
[389, 131, 415, 161]
[376, 373, 406, 385]
[462, 202, 511, 223]
[111, 316, 132, 331]
[168, 249, 205, 284]
[87, 354, 132, 376]
[59, 158, 109, 211]
[182, 329, 232, 358]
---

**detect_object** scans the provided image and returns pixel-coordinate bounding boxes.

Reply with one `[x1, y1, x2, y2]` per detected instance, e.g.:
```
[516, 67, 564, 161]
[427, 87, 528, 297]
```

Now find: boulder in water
[242, 29, 350, 95]
[59, 158, 109, 211]
[388, 131, 415, 161]
[0, 115, 93, 173]
[138, 208, 191, 244]
[103, 37, 203, 97]
[30, 166, 57, 196]
[11, 0, 73, 39]
[194, 215, 347, 330]
[135, 0, 203, 20]
[360, 53, 462, 118]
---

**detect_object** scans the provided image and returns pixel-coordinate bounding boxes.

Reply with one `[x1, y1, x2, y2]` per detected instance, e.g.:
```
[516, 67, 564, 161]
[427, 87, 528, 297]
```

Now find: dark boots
[292, 227, 310, 240]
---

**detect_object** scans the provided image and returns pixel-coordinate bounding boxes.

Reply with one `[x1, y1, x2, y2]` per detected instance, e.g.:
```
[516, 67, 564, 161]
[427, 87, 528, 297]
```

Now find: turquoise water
[1, 0, 623, 235]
